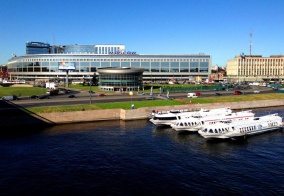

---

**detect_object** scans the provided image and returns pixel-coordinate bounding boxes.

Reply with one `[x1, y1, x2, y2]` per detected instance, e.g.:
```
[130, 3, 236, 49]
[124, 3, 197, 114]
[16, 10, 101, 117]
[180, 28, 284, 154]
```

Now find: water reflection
[149, 106, 284, 158]
[42, 119, 150, 135]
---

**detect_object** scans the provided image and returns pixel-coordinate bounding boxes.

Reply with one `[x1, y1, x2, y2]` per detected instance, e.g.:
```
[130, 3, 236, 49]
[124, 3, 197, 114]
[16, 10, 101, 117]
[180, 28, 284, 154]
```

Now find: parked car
[215, 93, 222, 96]
[68, 94, 76, 98]
[254, 90, 260, 93]
[187, 93, 198, 98]
[29, 95, 38, 99]
[98, 94, 106, 97]
[1, 95, 18, 100]
[59, 88, 70, 94]
[38, 95, 50, 99]
[146, 96, 155, 100]
[233, 91, 243, 95]
[195, 91, 201, 96]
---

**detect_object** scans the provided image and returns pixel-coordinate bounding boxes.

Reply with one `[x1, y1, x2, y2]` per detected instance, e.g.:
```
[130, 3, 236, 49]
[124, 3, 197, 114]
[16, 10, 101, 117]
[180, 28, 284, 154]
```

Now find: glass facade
[8, 43, 211, 82]
[64, 45, 95, 54]
[63, 44, 125, 55]
[97, 67, 144, 91]
[26, 42, 50, 54]
[7, 54, 211, 81]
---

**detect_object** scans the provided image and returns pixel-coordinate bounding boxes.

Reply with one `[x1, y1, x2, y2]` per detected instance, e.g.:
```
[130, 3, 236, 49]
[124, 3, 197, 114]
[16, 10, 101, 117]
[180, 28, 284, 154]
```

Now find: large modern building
[226, 54, 284, 83]
[7, 42, 212, 83]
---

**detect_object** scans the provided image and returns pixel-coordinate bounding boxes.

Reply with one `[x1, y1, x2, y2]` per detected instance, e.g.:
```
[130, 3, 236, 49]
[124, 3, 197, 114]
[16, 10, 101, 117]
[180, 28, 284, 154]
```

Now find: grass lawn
[27, 93, 284, 113]
[0, 87, 48, 97]
[1, 85, 283, 113]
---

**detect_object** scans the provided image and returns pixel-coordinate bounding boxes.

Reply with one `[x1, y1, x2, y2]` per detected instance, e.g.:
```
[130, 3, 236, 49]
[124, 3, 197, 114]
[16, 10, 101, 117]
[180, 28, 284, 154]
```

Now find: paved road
[11, 86, 277, 108]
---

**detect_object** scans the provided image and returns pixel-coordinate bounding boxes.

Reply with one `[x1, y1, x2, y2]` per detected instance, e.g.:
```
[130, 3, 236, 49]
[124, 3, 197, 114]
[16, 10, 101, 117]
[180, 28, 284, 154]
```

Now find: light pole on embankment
[89, 80, 92, 104]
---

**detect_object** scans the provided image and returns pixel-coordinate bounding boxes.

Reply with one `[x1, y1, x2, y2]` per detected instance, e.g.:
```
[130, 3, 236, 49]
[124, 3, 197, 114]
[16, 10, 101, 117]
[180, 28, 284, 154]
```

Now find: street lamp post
[89, 80, 92, 104]
[129, 91, 133, 109]
[129, 91, 133, 101]
[66, 70, 69, 88]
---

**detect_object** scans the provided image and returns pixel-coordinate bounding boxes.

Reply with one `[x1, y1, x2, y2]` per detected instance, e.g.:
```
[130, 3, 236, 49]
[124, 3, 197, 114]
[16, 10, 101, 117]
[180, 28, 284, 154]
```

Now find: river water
[0, 107, 284, 195]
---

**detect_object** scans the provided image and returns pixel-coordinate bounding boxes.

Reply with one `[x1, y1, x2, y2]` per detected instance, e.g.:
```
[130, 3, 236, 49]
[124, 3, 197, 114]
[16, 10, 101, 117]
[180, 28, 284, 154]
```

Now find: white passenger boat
[171, 110, 255, 133]
[148, 109, 191, 119]
[149, 107, 232, 126]
[198, 113, 283, 140]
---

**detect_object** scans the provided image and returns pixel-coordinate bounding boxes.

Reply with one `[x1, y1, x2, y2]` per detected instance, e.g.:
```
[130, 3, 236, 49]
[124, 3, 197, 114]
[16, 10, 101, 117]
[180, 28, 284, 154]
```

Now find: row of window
[19, 58, 210, 62]
[10, 61, 209, 68]
[8, 67, 209, 73]
[239, 59, 284, 62]
[99, 74, 142, 88]
[239, 72, 283, 76]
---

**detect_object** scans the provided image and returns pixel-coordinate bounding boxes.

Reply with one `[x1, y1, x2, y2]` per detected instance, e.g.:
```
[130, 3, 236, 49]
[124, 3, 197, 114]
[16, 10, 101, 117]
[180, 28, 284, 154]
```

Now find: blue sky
[1, 0, 283, 66]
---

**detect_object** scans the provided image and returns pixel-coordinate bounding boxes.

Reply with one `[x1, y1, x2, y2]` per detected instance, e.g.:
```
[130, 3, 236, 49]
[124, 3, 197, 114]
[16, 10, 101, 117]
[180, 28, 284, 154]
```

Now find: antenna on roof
[53, 33, 56, 46]
[249, 29, 252, 56]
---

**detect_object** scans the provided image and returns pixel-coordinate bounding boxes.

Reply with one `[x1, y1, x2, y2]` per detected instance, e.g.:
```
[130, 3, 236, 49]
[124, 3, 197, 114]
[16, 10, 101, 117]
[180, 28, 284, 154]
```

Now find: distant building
[7, 42, 212, 83]
[26, 41, 50, 54]
[0, 64, 7, 72]
[63, 44, 125, 54]
[226, 54, 284, 83]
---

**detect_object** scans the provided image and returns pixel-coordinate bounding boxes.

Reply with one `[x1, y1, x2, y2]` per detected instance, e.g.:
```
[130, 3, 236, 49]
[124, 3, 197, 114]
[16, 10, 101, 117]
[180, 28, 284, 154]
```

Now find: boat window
[180, 123, 183, 126]
[185, 122, 188, 126]
[201, 121, 204, 125]
[209, 129, 213, 133]
[214, 129, 218, 133]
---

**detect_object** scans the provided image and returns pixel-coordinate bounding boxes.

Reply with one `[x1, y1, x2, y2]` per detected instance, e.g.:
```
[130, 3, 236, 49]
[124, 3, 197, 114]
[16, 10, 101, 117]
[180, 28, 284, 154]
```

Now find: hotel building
[226, 54, 284, 83]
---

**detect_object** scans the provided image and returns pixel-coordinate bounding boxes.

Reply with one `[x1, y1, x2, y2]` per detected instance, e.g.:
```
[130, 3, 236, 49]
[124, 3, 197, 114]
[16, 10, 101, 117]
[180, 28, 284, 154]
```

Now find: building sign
[58, 62, 76, 70]
[109, 51, 137, 55]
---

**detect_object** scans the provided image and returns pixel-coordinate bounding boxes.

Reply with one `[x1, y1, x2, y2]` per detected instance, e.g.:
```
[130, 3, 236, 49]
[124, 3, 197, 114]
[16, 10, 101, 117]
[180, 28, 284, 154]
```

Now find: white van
[187, 93, 198, 98]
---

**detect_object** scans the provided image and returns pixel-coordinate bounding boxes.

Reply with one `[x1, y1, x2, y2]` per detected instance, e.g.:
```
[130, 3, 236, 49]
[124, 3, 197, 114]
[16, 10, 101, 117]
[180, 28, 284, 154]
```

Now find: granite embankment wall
[38, 99, 284, 124]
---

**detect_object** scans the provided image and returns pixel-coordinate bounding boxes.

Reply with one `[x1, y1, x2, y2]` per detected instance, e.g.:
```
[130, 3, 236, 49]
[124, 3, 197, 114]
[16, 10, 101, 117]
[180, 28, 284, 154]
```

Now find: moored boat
[198, 113, 283, 140]
[149, 107, 232, 126]
[148, 109, 191, 119]
[171, 110, 255, 133]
